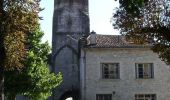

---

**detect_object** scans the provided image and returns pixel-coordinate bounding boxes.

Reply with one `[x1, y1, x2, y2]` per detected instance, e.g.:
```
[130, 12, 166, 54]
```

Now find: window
[136, 63, 154, 79]
[101, 63, 119, 79]
[96, 94, 112, 100]
[135, 94, 156, 100]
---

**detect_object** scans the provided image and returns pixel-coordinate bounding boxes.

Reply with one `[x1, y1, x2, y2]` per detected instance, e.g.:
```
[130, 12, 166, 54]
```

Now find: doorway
[65, 97, 73, 100]
[60, 90, 79, 100]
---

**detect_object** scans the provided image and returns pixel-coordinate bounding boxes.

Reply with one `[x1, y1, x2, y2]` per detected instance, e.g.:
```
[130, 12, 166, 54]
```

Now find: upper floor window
[136, 63, 154, 79]
[135, 94, 156, 100]
[96, 94, 112, 100]
[101, 63, 119, 79]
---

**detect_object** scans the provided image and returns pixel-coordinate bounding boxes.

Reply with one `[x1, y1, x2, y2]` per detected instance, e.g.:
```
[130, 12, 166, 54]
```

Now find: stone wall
[82, 48, 170, 100]
[52, 0, 89, 99]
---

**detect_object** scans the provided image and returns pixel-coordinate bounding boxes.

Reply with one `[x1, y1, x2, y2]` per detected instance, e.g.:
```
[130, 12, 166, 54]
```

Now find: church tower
[52, 0, 89, 100]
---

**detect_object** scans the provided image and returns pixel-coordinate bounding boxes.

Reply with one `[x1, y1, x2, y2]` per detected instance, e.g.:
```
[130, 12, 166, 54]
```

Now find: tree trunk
[0, 0, 5, 100]
[0, 67, 4, 100]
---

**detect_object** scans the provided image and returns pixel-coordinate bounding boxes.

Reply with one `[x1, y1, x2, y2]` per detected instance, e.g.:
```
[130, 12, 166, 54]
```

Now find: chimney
[87, 31, 96, 45]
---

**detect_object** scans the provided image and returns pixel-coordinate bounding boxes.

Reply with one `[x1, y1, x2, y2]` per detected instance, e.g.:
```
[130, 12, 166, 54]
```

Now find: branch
[141, 25, 170, 42]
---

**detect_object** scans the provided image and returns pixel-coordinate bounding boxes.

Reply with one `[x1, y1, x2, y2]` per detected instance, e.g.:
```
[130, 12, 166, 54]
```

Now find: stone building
[80, 35, 170, 100]
[51, 0, 89, 100]
[51, 0, 170, 100]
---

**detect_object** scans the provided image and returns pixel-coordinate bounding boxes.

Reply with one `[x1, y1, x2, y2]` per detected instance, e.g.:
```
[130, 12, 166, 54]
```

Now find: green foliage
[23, 25, 62, 100]
[113, 0, 170, 64]
[5, 24, 62, 100]
[0, 0, 41, 99]
[1, 0, 62, 99]
[1, 0, 40, 70]
[118, 0, 145, 16]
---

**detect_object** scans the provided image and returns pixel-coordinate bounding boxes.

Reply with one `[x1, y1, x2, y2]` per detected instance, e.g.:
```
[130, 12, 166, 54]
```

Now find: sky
[39, 0, 120, 44]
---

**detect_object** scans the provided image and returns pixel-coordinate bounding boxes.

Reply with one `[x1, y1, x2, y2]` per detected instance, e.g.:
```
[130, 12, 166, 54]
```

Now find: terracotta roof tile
[86, 34, 152, 48]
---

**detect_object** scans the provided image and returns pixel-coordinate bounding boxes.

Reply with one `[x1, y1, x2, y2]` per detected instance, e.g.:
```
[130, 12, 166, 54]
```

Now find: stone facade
[51, 0, 89, 100]
[80, 47, 170, 100]
[52, 0, 170, 100]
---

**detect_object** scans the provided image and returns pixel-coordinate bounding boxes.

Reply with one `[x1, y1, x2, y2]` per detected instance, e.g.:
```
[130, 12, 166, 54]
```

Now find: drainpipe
[79, 35, 88, 100]
[79, 48, 86, 100]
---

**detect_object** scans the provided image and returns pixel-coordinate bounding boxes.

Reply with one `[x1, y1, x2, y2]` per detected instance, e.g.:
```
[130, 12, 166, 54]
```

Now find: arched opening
[60, 90, 79, 100]
[65, 97, 73, 100]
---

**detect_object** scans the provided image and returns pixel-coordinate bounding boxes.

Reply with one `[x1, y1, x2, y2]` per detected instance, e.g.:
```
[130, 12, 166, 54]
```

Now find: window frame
[96, 94, 112, 100]
[135, 94, 156, 100]
[101, 63, 120, 79]
[135, 63, 154, 79]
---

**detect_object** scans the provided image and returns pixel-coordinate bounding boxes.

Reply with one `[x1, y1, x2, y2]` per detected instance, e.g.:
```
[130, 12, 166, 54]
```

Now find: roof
[85, 34, 152, 48]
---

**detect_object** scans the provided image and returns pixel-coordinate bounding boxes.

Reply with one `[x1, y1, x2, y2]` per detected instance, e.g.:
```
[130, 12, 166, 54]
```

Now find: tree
[0, 0, 39, 69]
[113, 0, 170, 64]
[4, 24, 62, 100]
[0, 0, 40, 99]
[0, 0, 62, 99]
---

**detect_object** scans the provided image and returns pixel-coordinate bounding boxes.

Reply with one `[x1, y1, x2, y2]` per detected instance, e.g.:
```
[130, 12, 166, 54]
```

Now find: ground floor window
[96, 94, 112, 100]
[135, 94, 156, 100]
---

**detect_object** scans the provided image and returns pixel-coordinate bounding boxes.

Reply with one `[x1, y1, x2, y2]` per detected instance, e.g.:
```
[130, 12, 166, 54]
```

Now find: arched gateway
[51, 0, 89, 100]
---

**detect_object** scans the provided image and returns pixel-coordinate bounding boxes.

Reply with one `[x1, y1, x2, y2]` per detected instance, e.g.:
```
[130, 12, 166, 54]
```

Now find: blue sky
[39, 0, 119, 44]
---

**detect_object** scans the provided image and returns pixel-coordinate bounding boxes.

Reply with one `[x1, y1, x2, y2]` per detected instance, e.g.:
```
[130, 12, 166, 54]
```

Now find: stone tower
[52, 0, 89, 100]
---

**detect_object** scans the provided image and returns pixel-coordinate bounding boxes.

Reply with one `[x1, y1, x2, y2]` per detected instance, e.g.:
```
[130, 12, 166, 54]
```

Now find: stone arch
[52, 44, 78, 62]
[52, 44, 79, 72]
[59, 90, 79, 100]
